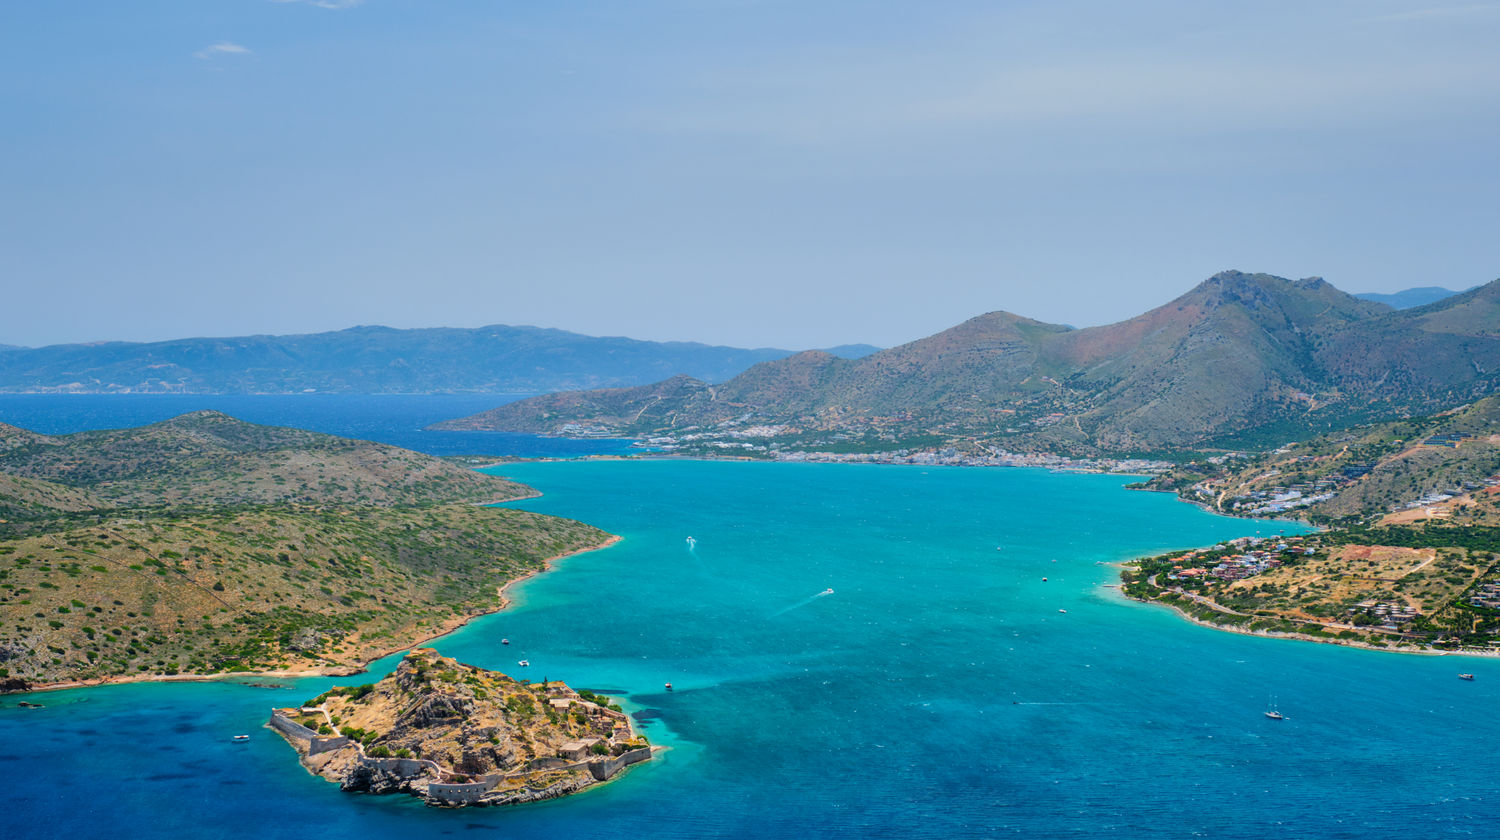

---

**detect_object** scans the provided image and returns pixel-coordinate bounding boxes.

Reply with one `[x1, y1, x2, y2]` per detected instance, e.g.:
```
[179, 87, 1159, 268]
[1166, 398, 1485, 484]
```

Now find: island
[269, 649, 656, 806]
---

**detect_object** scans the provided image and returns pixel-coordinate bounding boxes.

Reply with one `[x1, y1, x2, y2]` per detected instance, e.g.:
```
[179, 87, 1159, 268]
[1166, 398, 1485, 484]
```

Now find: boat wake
[770, 588, 836, 618]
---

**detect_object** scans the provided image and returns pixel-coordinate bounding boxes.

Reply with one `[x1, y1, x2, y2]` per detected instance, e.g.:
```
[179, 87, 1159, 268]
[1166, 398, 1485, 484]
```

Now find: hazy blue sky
[2, 1, 1497, 349]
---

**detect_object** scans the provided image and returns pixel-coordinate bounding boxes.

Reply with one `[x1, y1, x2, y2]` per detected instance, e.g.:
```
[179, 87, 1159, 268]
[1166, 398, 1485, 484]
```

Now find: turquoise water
[4, 461, 1498, 838]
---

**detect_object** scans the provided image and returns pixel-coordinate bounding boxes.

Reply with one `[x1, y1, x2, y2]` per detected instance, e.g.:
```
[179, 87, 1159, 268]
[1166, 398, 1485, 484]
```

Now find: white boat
[501, 638, 510, 645]
[1265, 695, 1284, 720]
[517, 660, 530, 667]
[232, 734, 250, 742]
[1459, 673, 1475, 681]
[820, 588, 834, 596]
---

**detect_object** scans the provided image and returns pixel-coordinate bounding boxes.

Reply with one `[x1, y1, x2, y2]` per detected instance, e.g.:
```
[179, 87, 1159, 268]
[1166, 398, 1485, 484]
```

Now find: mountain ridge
[435, 271, 1500, 455]
[0, 324, 879, 395]
[1355, 286, 1477, 310]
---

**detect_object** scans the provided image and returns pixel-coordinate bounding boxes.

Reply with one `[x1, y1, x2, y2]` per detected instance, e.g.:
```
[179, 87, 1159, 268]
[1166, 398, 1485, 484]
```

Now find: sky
[1, 1, 1497, 351]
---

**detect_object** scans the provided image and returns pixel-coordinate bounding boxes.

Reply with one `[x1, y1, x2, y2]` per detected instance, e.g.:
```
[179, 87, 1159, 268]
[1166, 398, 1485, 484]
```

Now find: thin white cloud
[194, 42, 252, 60]
[270, 0, 365, 8]
[1374, 4, 1499, 22]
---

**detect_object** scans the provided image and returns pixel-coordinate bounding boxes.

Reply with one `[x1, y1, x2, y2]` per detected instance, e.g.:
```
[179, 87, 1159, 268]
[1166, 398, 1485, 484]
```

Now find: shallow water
[4, 460, 1496, 839]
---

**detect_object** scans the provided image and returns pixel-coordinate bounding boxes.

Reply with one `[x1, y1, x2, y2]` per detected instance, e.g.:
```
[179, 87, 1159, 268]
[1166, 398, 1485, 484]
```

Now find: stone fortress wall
[268, 710, 351, 754]
[587, 747, 652, 781]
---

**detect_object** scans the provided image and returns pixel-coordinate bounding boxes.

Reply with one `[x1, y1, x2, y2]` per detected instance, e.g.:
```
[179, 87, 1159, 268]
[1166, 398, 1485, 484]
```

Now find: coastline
[1116, 583, 1500, 659]
[17, 532, 623, 695]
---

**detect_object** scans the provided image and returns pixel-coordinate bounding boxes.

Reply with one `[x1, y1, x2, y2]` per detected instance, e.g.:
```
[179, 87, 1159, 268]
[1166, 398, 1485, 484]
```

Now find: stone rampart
[269, 712, 319, 740]
[587, 747, 651, 781]
[427, 777, 501, 805]
[270, 711, 352, 755]
[309, 736, 352, 755]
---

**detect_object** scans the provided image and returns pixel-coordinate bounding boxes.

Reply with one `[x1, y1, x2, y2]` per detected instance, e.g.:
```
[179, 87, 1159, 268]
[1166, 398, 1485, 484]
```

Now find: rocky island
[270, 649, 655, 807]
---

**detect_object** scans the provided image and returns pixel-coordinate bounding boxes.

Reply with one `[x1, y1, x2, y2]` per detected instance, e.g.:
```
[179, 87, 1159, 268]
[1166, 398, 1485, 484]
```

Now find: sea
[2, 396, 1498, 839]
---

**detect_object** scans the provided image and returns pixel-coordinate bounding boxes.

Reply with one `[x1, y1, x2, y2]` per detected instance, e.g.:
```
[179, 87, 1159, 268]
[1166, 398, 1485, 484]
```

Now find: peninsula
[1123, 397, 1500, 654]
[270, 649, 654, 807]
[0, 412, 613, 690]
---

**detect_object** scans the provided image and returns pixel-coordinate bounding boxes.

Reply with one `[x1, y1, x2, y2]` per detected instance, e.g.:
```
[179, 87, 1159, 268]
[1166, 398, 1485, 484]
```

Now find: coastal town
[626, 426, 1173, 473]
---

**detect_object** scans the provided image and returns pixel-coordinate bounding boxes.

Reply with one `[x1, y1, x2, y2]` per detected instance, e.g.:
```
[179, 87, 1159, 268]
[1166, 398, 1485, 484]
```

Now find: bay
[2, 460, 1496, 838]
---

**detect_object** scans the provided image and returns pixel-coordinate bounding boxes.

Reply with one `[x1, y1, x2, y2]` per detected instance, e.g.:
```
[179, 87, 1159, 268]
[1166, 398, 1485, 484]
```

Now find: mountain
[0, 325, 872, 394]
[821, 344, 883, 359]
[436, 272, 1500, 455]
[1356, 286, 1476, 309]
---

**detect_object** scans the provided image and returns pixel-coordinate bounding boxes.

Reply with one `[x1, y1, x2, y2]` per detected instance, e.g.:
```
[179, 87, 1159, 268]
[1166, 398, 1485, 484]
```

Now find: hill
[1144, 397, 1500, 525]
[1356, 286, 1475, 309]
[0, 414, 612, 687]
[0, 324, 873, 395]
[437, 272, 1500, 456]
[0, 411, 529, 511]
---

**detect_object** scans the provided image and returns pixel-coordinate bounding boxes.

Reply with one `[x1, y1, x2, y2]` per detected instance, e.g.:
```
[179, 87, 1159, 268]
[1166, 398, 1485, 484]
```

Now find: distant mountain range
[436, 272, 1500, 456]
[0, 325, 879, 394]
[1355, 286, 1476, 309]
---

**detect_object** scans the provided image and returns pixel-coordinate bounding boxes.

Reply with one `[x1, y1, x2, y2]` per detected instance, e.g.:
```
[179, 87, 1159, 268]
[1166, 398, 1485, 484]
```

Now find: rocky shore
[269, 649, 656, 807]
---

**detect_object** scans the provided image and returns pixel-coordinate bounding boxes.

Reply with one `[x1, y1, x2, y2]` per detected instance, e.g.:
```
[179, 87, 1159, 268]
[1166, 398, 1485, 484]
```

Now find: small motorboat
[1459, 673, 1475, 681]
[1058, 609, 1067, 614]
[232, 734, 250, 742]
[517, 660, 530, 667]
[501, 638, 510, 645]
[820, 588, 834, 596]
[664, 682, 674, 692]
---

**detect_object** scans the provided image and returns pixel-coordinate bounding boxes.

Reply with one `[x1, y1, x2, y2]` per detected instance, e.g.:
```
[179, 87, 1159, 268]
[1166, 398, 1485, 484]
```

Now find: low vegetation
[1124, 527, 1500, 652]
[0, 413, 611, 686]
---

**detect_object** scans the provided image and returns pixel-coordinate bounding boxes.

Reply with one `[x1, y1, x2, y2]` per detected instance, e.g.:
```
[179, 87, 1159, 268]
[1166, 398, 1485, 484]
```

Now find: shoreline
[1117, 584, 1500, 660]
[17, 532, 624, 695]
[485, 450, 1169, 477]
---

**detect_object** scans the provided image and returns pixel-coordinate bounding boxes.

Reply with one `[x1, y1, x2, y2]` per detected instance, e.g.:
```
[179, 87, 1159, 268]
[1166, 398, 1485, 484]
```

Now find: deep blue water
[5, 460, 1495, 838]
[0, 393, 638, 457]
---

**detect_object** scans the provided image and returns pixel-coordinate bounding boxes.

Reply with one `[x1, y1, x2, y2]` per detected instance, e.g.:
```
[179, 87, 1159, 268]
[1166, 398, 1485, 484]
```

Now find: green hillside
[0, 414, 611, 687]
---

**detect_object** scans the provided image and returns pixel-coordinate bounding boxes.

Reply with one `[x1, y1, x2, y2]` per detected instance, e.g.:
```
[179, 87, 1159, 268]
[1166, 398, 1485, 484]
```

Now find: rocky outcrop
[0, 677, 32, 694]
[268, 649, 655, 807]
